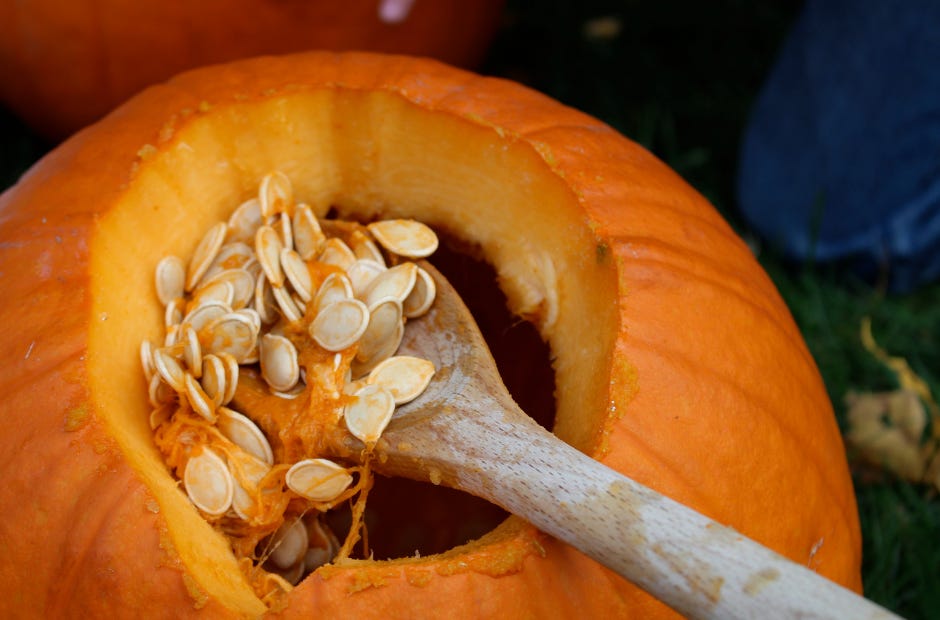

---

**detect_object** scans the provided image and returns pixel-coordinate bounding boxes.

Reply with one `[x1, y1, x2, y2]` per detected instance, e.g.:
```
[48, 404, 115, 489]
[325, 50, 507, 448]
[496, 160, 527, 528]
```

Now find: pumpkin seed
[148, 372, 174, 408]
[276, 211, 293, 251]
[149, 402, 174, 430]
[260, 333, 300, 392]
[200, 354, 227, 407]
[291, 291, 308, 316]
[272, 285, 303, 323]
[267, 518, 309, 570]
[367, 219, 438, 258]
[242, 256, 262, 283]
[310, 299, 369, 352]
[349, 230, 386, 267]
[259, 171, 293, 219]
[241, 342, 260, 365]
[182, 300, 230, 333]
[218, 407, 274, 465]
[164, 298, 184, 329]
[186, 222, 228, 291]
[313, 272, 353, 315]
[203, 312, 258, 362]
[155, 255, 186, 306]
[226, 199, 263, 244]
[218, 352, 240, 405]
[356, 297, 403, 365]
[275, 559, 306, 586]
[346, 259, 386, 298]
[363, 262, 417, 307]
[183, 448, 234, 516]
[254, 272, 277, 324]
[305, 516, 340, 567]
[292, 203, 325, 260]
[285, 458, 353, 502]
[281, 248, 313, 302]
[318, 237, 356, 271]
[304, 547, 332, 573]
[190, 279, 235, 309]
[343, 378, 369, 395]
[343, 384, 395, 444]
[203, 242, 254, 282]
[184, 372, 216, 422]
[351, 319, 403, 379]
[164, 324, 180, 347]
[255, 225, 284, 288]
[403, 265, 436, 318]
[140, 339, 156, 381]
[201, 268, 255, 310]
[181, 324, 202, 379]
[304, 519, 339, 573]
[153, 347, 186, 393]
[367, 355, 435, 405]
[235, 308, 263, 335]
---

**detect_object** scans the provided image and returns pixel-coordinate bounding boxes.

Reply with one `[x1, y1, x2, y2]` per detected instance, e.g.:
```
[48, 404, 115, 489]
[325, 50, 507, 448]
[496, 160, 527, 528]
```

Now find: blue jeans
[736, 0, 940, 292]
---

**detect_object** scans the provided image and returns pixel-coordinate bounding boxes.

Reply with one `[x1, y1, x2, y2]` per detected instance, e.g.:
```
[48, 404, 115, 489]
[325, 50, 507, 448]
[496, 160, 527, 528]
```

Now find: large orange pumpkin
[0, 0, 504, 139]
[0, 52, 861, 617]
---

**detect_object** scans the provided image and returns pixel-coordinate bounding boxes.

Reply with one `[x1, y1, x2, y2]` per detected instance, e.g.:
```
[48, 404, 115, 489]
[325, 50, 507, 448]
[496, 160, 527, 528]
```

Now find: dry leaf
[846, 318, 940, 491]
[845, 389, 928, 481]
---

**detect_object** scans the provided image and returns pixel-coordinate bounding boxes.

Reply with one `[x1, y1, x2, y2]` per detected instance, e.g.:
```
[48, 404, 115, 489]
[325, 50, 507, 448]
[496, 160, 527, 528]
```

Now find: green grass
[2, 1, 938, 616]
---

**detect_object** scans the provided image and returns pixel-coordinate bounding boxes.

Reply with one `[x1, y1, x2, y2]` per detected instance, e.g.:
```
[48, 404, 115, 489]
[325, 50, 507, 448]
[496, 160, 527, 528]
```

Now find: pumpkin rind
[0, 0, 504, 138]
[0, 52, 861, 618]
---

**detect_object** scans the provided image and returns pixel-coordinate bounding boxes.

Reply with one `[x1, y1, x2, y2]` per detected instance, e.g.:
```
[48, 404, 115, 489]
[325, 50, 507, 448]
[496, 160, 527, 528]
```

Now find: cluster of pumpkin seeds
[141, 171, 438, 588]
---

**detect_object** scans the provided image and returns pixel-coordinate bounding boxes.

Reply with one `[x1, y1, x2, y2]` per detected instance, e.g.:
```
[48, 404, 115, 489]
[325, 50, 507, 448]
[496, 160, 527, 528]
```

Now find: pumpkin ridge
[597, 203, 752, 260]
[620, 310, 823, 434]
[612, 240, 821, 371]
[615, 329, 860, 568]
[622, 325, 849, 488]
[599, 421, 726, 519]
[618, 246, 810, 358]
[43, 461, 136, 617]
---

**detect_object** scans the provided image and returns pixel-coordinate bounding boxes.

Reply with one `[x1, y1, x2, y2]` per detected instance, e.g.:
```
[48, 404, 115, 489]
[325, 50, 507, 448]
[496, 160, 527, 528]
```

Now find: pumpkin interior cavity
[89, 89, 618, 613]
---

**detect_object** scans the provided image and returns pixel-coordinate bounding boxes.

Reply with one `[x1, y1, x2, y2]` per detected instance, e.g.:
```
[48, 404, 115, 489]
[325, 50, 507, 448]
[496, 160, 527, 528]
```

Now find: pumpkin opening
[88, 88, 618, 613]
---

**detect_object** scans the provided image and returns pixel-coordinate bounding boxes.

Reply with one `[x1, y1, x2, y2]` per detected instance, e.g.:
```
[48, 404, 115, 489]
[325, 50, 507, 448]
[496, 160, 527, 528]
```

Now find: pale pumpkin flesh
[89, 89, 617, 613]
[0, 53, 860, 618]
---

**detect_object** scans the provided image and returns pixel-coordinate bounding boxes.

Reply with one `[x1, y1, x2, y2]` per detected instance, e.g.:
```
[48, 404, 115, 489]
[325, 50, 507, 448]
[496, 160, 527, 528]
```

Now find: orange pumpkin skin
[0, 52, 861, 618]
[0, 0, 504, 139]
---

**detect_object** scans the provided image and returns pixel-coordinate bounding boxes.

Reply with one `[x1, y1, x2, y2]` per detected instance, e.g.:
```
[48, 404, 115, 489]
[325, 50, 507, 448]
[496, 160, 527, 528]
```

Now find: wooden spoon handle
[380, 394, 897, 620]
[367, 262, 896, 618]
[482, 420, 895, 619]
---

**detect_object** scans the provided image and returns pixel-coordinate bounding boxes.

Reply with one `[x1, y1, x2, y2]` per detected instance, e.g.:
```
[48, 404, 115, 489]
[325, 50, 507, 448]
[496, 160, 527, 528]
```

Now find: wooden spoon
[335, 262, 897, 620]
